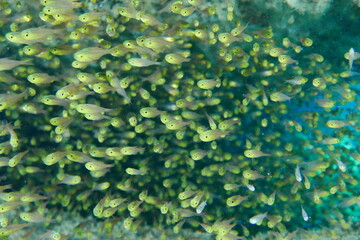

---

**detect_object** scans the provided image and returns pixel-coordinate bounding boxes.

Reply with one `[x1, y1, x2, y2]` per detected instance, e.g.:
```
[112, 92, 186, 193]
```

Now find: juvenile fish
[0, 58, 32, 71]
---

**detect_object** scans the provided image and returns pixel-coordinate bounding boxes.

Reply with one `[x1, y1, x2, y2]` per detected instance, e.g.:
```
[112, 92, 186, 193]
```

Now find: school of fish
[0, 0, 359, 239]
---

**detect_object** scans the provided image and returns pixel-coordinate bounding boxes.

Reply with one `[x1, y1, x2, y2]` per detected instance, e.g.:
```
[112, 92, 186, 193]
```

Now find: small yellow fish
[137, 12, 165, 27]
[242, 169, 265, 180]
[317, 138, 340, 145]
[123, 217, 133, 230]
[197, 79, 220, 90]
[190, 192, 204, 208]
[38, 231, 62, 240]
[102, 206, 121, 218]
[5, 32, 34, 44]
[128, 58, 161, 67]
[85, 160, 114, 171]
[312, 78, 325, 88]
[315, 98, 335, 108]
[20, 212, 52, 223]
[249, 212, 267, 225]
[299, 37, 313, 47]
[58, 174, 81, 185]
[231, 22, 248, 36]
[269, 47, 288, 57]
[178, 190, 199, 200]
[20, 193, 47, 202]
[194, 29, 209, 40]
[326, 120, 354, 128]
[0, 201, 24, 213]
[226, 195, 248, 207]
[346, 48, 360, 70]
[27, 73, 59, 85]
[0, 213, 8, 227]
[74, 47, 113, 62]
[0, 223, 31, 237]
[301, 205, 309, 221]
[121, 147, 145, 155]
[78, 12, 106, 22]
[5, 123, 20, 148]
[50, 117, 72, 127]
[180, 7, 196, 16]
[218, 119, 240, 130]
[76, 104, 113, 114]
[270, 92, 292, 102]
[244, 150, 270, 158]
[109, 198, 127, 208]
[278, 55, 298, 65]
[23, 44, 46, 56]
[165, 53, 190, 64]
[267, 191, 276, 205]
[43, 151, 68, 166]
[65, 153, 84, 167]
[199, 129, 230, 142]
[118, 6, 138, 19]
[218, 33, 241, 45]
[8, 150, 29, 167]
[93, 196, 108, 218]
[224, 183, 241, 191]
[143, 37, 175, 52]
[285, 76, 308, 85]
[40, 95, 70, 106]
[0, 58, 32, 71]
[0, 89, 29, 111]
[140, 107, 165, 118]
[190, 149, 208, 161]
[196, 200, 207, 214]
[335, 159, 346, 172]
[304, 53, 324, 62]
[165, 119, 191, 130]
[160, 202, 171, 214]
[21, 27, 62, 42]
[76, 72, 97, 83]
[126, 168, 146, 175]
[50, 45, 75, 56]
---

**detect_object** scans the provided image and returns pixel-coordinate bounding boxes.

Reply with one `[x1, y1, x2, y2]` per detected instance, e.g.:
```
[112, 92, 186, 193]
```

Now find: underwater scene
[0, 0, 359, 239]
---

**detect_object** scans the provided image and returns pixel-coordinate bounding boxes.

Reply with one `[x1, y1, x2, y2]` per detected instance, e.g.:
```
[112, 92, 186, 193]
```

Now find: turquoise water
[0, 0, 359, 239]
